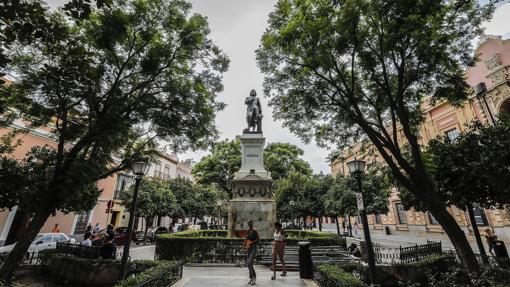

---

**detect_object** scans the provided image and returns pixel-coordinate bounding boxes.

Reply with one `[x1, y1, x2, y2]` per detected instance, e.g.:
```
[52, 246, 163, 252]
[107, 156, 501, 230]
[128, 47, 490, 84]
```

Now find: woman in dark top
[244, 219, 259, 285]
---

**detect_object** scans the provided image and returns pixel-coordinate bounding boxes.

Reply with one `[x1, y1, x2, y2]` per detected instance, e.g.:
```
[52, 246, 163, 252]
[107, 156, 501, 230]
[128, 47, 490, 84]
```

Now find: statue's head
[250, 89, 257, 97]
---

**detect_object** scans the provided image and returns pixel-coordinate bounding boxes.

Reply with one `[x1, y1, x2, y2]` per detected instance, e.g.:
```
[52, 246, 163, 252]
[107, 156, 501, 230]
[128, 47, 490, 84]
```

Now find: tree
[0, 0, 110, 84]
[264, 142, 313, 180]
[192, 140, 312, 197]
[305, 174, 331, 231]
[120, 177, 177, 242]
[274, 173, 331, 230]
[166, 177, 220, 223]
[192, 139, 241, 198]
[400, 116, 510, 261]
[325, 166, 391, 235]
[256, 0, 497, 271]
[274, 172, 313, 223]
[0, 0, 228, 280]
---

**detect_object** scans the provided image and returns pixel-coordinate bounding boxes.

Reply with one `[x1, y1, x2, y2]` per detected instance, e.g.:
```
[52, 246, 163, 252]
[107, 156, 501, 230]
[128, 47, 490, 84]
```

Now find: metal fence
[0, 250, 52, 266]
[134, 261, 184, 287]
[55, 242, 122, 259]
[361, 240, 442, 264]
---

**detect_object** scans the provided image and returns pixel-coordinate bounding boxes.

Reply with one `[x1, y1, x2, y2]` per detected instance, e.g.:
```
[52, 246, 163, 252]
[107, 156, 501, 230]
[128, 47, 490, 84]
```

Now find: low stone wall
[47, 256, 121, 287]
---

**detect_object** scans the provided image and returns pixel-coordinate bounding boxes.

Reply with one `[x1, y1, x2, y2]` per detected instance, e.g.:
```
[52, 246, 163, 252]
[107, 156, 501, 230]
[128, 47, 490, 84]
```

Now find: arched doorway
[499, 98, 510, 115]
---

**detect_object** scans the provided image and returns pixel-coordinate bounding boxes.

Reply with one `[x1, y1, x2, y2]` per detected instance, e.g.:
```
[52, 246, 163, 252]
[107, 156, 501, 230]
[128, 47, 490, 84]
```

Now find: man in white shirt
[81, 232, 92, 247]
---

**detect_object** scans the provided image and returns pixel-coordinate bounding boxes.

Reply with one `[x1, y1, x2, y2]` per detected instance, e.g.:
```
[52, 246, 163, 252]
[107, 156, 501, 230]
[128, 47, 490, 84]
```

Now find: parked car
[144, 227, 169, 242]
[0, 233, 76, 254]
[112, 227, 138, 246]
[173, 223, 189, 233]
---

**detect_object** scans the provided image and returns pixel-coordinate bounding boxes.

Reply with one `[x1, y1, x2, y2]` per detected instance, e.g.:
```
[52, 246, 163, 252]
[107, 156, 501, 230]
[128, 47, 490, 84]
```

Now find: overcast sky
[46, 0, 510, 173]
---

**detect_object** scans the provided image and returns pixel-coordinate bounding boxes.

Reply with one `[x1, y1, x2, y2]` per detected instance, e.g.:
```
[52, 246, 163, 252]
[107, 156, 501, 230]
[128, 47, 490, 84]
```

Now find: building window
[154, 163, 162, 178]
[428, 212, 439, 225]
[473, 206, 489, 226]
[374, 214, 382, 224]
[395, 203, 408, 224]
[163, 165, 170, 180]
[445, 128, 460, 140]
[114, 174, 130, 199]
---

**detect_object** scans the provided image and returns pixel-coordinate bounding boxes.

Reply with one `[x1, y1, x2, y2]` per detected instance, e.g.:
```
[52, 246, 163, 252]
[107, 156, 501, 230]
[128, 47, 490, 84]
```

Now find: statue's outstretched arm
[245, 97, 251, 104]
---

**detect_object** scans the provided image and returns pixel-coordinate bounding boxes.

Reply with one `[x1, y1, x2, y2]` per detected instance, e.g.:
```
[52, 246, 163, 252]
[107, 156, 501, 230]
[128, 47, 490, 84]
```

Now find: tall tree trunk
[467, 204, 488, 263]
[0, 205, 53, 282]
[348, 216, 352, 237]
[335, 216, 341, 236]
[144, 216, 151, 244]
[318, 216, 323, 231]
[428, 202, 479, 272]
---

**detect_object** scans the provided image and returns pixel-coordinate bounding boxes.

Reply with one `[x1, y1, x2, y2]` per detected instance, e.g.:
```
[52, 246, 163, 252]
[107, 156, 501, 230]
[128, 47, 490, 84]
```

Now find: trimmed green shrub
[155, 230, 346, 263]
[127, 260, 161, 277]
[115, 261, 182, 287]
[47, 256, 121, 286]
[166, 230, 227, 238]
[316, 264, 368, 287]
[424, 264, 510, 287]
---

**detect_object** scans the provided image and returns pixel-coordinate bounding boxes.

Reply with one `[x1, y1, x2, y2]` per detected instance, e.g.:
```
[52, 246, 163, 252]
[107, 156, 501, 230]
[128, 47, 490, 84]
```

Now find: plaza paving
[173, 266, 318, 287]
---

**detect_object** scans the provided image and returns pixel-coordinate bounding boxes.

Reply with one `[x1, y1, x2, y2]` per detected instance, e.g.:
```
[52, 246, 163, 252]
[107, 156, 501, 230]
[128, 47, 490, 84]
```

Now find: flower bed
[155, 229, 346, 263]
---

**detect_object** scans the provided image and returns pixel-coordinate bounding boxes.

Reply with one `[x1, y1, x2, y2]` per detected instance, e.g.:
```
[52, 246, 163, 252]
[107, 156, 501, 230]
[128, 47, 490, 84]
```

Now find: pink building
[0, 120, 119, 245]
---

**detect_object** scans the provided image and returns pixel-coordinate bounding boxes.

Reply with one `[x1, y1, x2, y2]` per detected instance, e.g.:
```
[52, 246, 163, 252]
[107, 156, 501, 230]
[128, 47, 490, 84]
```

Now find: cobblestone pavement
[173, 266, 318, 287]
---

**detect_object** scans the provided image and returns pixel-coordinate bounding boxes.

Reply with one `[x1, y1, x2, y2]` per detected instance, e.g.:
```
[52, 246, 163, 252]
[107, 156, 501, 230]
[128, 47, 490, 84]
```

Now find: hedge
[46, 255, 121, 286]
[316, 264, 368, 287]
[155, 229, 346, 263]
[115, 260, 182, 287]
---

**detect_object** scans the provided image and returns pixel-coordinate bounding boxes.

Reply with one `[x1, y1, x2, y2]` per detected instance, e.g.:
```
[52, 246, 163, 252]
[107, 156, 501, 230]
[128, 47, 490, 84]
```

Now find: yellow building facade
[330, 35, 510, 245]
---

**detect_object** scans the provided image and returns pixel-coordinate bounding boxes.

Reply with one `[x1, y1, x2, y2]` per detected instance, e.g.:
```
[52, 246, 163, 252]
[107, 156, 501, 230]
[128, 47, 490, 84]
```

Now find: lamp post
[347, 159, 376, 285]
[120, 161, 149, 280]
[289, 200, 295, 227]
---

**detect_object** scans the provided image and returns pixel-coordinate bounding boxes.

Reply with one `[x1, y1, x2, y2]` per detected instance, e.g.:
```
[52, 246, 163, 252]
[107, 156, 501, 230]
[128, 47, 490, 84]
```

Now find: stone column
[228, 133, 276, 239]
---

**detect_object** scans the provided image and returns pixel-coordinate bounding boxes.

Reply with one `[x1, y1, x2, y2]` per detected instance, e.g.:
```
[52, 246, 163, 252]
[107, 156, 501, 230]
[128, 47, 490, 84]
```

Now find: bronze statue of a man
[244, 89, 263, 133]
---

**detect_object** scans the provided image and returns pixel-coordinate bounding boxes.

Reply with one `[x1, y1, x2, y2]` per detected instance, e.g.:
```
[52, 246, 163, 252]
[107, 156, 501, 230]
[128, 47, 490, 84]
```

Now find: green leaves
[121, 177, 178, 219]
[324, 166, 390, 217]
[192, 140, 313, 198]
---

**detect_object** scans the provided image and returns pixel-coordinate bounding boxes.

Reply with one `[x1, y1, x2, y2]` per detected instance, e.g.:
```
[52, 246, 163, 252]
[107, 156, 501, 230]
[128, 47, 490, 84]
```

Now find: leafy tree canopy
[167, 177, 220, 220]
[120, 177, 178, 223]
[400, 116, 510, 211]
[0, 0, 228, 280]
[256, 0, 496, 271]
[192, 139, 312, 197]
[325, 166, 391, 217]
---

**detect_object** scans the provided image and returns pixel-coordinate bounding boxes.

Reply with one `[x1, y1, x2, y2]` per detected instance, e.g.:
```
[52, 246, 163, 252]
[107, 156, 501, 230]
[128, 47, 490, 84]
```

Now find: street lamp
[289, 200, 295, 227]
[347, 158, 376, 285]
[120, 161, 149, 280]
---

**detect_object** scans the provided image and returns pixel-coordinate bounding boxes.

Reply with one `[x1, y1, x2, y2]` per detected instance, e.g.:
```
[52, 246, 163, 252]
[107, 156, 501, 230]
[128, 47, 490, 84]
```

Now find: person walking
[52, 223, 60, 233]
[244, 220, 259, 285]
[271, 222, 287, 280]
[485, 228, 497, 256]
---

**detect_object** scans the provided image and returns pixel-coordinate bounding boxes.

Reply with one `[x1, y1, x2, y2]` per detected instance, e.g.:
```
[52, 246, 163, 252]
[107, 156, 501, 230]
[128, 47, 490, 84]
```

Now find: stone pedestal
[228, 133, 276, 239]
